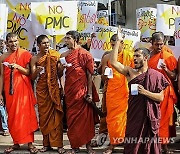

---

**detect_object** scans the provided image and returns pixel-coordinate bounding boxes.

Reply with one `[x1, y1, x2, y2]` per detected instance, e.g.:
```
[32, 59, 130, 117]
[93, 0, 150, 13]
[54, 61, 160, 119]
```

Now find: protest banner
[90, 24, 141, 61]
[156, 4, 180, 36]
[97, 10, 109, 26]
[90, 24, 117, 61]
[136, 7, 156, 38]
[31, 1, 78, 36]
[121, 28, 141, 52]
[77, 1, 97, 33]
[77, 1, 97, 45]
[5, 0, 44, 50]
[0, 4, 8, 39]
[175, 17, 180, 46]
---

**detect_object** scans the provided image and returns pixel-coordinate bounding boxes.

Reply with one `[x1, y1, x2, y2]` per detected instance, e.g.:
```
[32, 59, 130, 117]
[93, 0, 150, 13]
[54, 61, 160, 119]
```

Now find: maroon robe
[124, 69, 169, 154]
[64, 47, 99, 148]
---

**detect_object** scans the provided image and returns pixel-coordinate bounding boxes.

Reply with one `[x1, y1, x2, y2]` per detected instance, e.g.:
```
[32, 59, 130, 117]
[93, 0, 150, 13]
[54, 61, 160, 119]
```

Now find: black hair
[6, 32, 18, 42]
[110, 34, 118, 42]
[151, 31, 165, 44]
[66, 31, 80, 43]
[37, 35, 49, 44]
[135, 48, 150, 57]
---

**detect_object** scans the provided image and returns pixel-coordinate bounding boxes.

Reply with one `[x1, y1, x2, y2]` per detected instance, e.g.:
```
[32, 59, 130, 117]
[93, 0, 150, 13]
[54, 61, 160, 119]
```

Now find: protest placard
[136, 7, 156, 38]
[31, 1, 78, 35]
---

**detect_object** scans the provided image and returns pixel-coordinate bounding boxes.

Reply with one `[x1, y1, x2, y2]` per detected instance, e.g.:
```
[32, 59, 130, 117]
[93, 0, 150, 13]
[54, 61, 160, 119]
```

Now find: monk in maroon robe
[109, 30, 169, 154]
[124, 68, 169, 154]
[60, 31, 99, 154]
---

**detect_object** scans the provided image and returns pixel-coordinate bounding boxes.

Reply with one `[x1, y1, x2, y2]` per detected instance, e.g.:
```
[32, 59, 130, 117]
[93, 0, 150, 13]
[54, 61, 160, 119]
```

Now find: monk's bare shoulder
[0, 52, 11, 62]
[31, 55, 39, 64]
[60, 51, 69, 58]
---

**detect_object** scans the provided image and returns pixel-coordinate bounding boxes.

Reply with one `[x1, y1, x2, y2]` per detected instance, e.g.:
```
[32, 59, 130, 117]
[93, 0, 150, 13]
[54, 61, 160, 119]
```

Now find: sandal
[103, 149, 113, 154]
[58, 147, 66, 154]
[4, 144, 20, 153]
[28, 146, 39, 154]
[86, 146, 96, 154]
[3, 131, 10, 136]
[90, 140, 98, 147]
[162, 150, 174, 154]
[66, 148, 79, 154]
[40, 146, 53, 152]
[87, 149, 96, 154]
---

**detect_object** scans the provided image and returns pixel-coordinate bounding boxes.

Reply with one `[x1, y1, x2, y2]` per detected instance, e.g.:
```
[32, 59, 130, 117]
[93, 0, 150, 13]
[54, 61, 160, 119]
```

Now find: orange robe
[148, 49, 177, 143]
[3, 48, 38, 144]
[106, 52, 134, 144]
[36, 50, 63, 147]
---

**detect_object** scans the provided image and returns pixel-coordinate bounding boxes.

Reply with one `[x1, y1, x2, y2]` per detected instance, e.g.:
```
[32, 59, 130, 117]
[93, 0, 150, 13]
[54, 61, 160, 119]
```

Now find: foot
[28, 146, 39, 154]
[103, 149, 113, 154]
[86, 145, 95, 154]
[58, 147, 66, 154]
[4, 144, 20, 153]
[103, 145, 115, 154]
[162, 149, 174, 154]
[40, 146, 53, 152]
[90, 140, 98, 147]
[3, 131, 10, 136]
[66, 148, 79, 154]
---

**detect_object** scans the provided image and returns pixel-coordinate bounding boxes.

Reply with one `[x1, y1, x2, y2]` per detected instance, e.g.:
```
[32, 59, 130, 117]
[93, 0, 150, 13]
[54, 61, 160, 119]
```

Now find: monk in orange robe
[61, 31, 99, 154]
[102, 34, 134, 154]
[148, 32, 177, 153]
[0, 32, 38, 153]
[31, 35, 64, 153]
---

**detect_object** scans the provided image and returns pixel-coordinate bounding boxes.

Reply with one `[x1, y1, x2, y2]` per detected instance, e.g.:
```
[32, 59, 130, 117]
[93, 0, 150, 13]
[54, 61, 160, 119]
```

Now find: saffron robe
[36, 50, 63, 147]
[124, 69, 169, 154]
[64, 47, 99, 148]
[106, 52, 134, 144]
[3, 48, 38, 144]
[148, 50, 177, 142]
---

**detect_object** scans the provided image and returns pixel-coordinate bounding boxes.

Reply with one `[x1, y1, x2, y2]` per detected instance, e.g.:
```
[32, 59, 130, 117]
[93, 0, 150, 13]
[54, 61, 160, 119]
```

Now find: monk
[110, 30, 169, 154]
[98, 52, 109, 135]
[60, 30, 99, 154]
[148, 32, 177, 153]
[101, 34, 134, 154]
[30, 35, 64, 153]
[0, 32, 38, 153]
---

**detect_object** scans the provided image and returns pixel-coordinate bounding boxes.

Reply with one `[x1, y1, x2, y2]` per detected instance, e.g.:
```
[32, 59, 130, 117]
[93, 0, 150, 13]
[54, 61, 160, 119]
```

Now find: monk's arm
[110, 40, 129, 76]
[101, 54, 109, 81]
[9, 62, 30, 76]
[0, 56, 4, 100]
[87, 70, 92, 98]
[138, 85, 164, 102]
[163, 68, 176, 80]
[57, 61, 64, 78]
[161, 61, 176, 80]
[30, 56, 42, 80]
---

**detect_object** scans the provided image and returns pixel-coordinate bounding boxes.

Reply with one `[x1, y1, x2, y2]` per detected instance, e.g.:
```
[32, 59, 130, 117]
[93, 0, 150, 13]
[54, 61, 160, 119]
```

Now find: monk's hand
[0, 95, 4, 106]
[36, 66, 44, 74]
[8, 63, 20, 69]
[138, 85, 146, 95]
[85, 94, 93, 103]
[117, 25, 124, 41]
[160, 62, 168, 72]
